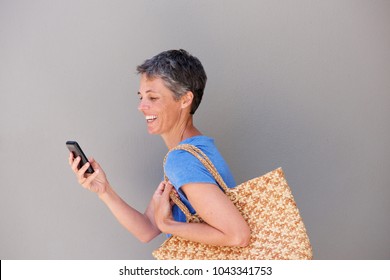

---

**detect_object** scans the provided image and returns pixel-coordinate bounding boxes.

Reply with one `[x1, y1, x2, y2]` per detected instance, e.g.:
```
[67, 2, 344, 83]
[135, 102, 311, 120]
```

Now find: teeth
[146, 115, 157, 122]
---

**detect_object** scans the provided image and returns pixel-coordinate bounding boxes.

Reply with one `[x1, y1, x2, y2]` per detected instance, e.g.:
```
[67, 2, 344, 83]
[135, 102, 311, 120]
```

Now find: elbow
[230, 226, 251, 247]
[139, 237, 152, 244]
[136, 230, 160, 243]
[138, 234, 155, 243]
[236, 231, 251, 248]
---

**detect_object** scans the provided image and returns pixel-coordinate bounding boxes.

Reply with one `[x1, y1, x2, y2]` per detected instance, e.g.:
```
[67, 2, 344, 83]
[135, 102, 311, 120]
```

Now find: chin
[147, 128, 160, 135]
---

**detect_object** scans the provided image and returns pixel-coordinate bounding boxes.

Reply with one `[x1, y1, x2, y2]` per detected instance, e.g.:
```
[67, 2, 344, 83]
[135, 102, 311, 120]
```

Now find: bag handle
[163, 144, 230, 221]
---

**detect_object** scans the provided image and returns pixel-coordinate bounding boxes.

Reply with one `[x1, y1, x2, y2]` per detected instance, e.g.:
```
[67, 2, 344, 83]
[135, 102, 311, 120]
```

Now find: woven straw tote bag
[153, 144, 313, 260]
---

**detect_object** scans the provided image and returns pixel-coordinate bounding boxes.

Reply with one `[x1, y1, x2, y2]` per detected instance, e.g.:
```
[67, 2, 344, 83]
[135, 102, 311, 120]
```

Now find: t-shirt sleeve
[165, 149, 217, 191]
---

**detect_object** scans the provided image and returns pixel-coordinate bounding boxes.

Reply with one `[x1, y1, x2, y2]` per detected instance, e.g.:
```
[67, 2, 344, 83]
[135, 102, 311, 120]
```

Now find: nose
[137, 99, 150, 112]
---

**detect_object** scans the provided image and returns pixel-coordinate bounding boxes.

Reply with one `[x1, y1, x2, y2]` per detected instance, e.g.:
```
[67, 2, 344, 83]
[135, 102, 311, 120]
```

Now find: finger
[88, 157, 100, 170]
[83, 169, 100, 189]
[164, 183, 177, 207]
[167, 181, 177, 195]
[71, 156, 81, 172]
[154, 181, 166, 196]
[68, 152, 74, 165]
[159, 181, 167, 190]
[76, 163, 91, 185]
[77, 161, 91, 179]
[162, 182, 173, 198]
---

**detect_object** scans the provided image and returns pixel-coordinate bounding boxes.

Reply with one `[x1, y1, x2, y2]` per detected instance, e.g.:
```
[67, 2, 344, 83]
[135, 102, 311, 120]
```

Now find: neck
[162, 116, 202, 149]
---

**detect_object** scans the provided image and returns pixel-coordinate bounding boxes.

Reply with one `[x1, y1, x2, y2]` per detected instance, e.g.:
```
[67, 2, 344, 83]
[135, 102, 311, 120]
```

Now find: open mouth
[146, 115, 157, 123]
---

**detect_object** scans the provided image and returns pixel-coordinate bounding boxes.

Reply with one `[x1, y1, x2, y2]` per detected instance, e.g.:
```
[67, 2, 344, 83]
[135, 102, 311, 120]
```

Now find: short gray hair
[136, 49, 207, 114]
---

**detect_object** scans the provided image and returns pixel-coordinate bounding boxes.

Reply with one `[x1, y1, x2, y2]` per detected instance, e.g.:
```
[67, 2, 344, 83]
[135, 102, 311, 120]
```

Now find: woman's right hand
[68, 152, 109, 194]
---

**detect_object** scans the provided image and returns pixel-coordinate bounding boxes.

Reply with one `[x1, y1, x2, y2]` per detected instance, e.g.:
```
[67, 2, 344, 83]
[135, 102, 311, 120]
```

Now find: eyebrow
[137, 90, 158, 95]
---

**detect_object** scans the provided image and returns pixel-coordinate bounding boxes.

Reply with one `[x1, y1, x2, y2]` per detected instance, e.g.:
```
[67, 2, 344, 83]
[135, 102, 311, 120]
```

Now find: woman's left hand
[152, 181, 176, 232]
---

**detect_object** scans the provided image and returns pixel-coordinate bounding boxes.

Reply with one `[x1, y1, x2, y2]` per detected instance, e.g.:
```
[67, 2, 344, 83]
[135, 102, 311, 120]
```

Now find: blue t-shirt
[164, 136, 236, 223]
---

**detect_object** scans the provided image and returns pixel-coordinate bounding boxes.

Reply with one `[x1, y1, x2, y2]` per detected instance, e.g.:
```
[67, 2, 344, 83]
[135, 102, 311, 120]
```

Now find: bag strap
[163, 144, 230, 221]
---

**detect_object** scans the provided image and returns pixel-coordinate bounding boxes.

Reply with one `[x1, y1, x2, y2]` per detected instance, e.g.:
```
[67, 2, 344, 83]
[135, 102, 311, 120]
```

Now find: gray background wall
[1, 0, 389, 260]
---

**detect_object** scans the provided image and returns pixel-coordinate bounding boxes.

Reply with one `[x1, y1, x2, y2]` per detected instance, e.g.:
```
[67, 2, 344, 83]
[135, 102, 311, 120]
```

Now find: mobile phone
[66, 141, 95, 173]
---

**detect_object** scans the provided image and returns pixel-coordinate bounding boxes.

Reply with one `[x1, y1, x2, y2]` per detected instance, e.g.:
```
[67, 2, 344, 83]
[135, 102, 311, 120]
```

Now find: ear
[181, 91, 194, 111]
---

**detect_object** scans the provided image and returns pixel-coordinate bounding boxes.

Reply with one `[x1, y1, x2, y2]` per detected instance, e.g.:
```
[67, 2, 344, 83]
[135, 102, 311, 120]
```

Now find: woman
[69, 49, 250, 249]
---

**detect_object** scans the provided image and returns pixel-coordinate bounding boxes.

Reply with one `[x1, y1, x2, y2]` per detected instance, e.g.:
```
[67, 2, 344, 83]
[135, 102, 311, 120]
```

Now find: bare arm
[69, 153, 161, 243]
[97, 184, 161, 243]
[153, 182, 251, 247]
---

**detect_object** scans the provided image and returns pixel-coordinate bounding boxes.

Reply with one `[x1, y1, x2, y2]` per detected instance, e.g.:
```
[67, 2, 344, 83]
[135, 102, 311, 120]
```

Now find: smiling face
[138, 74, 188, 136]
